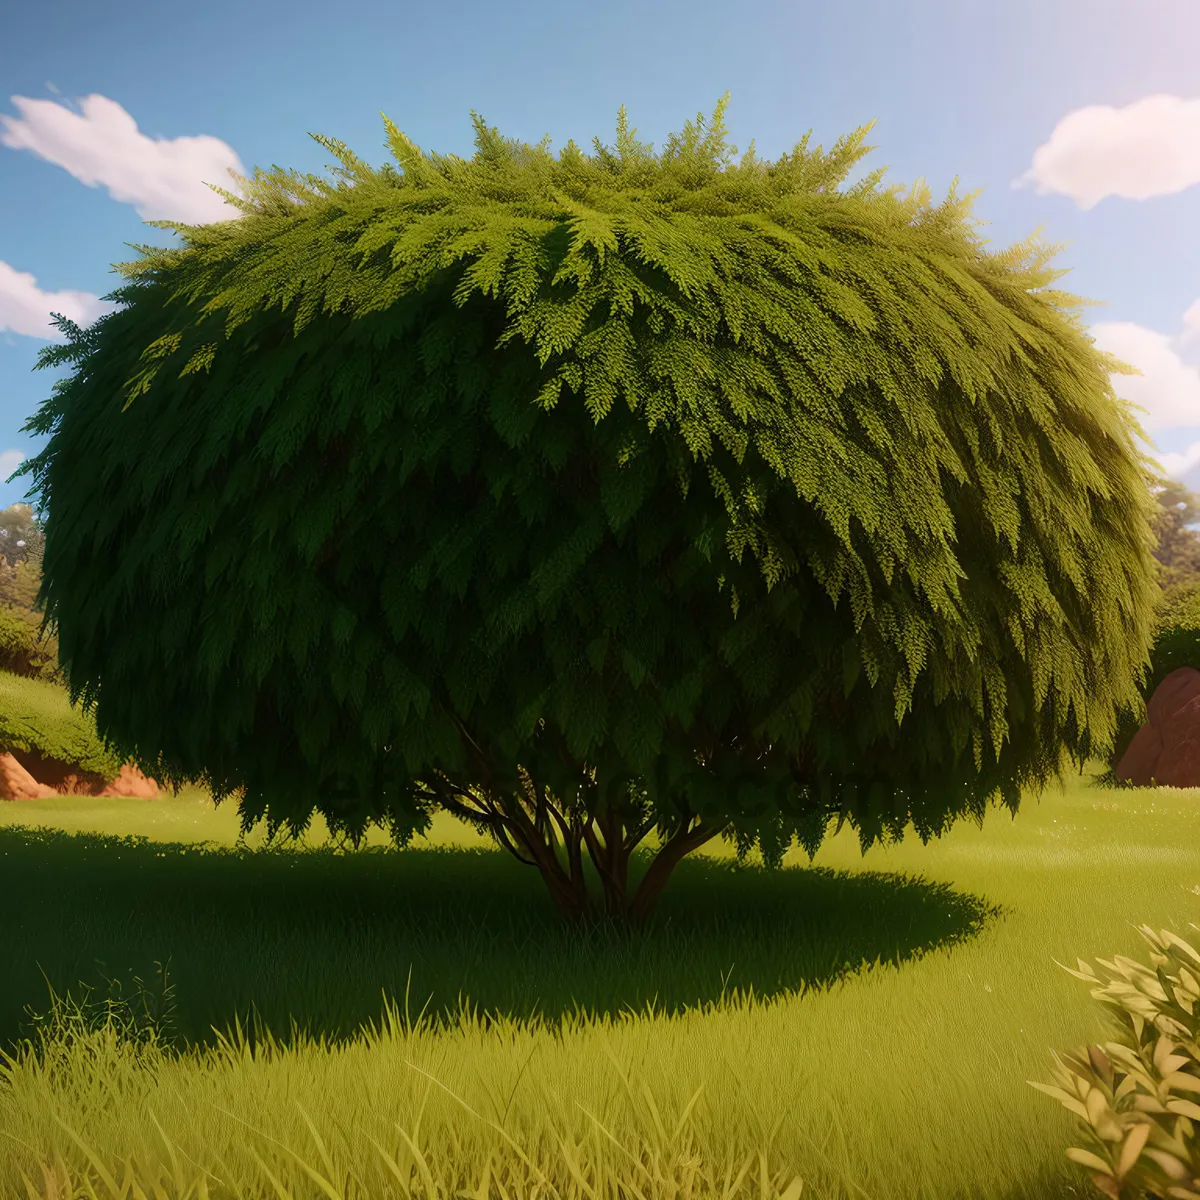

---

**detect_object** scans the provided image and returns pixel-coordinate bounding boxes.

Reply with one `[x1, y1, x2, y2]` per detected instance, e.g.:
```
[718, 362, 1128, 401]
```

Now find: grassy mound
[0, 669, 125, 784]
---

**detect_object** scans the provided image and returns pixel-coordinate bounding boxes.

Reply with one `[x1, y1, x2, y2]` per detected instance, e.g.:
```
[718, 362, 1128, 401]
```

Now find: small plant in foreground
[1030, 922, 1200, 1198]
[14, 958, 181, 1061]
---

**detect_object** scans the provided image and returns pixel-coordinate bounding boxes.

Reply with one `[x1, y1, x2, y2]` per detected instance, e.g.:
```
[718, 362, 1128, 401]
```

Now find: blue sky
[2, 0, 1200, 516]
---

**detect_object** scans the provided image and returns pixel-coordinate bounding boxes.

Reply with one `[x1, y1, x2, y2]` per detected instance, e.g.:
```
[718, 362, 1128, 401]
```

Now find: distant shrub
[0, 550, 64, 686]
[1139, 583, 1200, 721]
[1030, 923, 1200, 1199]
[0, 669, 124, 782]
[0, 604, 64, 686]
[1106, 585, 1200, 779]
[1155, 581, 1200, 640]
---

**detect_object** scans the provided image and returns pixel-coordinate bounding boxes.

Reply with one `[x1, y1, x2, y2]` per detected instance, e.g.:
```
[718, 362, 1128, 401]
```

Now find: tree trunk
[487, 784, 594, 923]
[432, 762, 729, 927]
[519, 802, 725, 928]
[626, 818, 726, 926]
[582, 802, 632, 919]
[537, 861, 591, 923]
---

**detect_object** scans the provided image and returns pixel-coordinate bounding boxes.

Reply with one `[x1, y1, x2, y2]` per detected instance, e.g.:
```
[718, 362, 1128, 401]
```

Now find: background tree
[14, 95, 1162, 925]
[1099, 476, 1200, 776]
[0, 502, 45, 569]
[0, 503, 60, 682]
[1147, 476, 1200, 593]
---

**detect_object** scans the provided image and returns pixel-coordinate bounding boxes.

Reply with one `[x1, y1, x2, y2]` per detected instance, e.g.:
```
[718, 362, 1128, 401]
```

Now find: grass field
[0, 766, 1197, 1199]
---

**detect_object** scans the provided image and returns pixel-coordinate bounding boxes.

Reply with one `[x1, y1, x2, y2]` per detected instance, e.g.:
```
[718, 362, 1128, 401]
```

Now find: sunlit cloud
[1090, 317, 1200, 436]
[1086, 307, 1200, 495]
[0, 260, 120, 342]
[1014, 94, 1200, 209]
[0, 92, 251, 224]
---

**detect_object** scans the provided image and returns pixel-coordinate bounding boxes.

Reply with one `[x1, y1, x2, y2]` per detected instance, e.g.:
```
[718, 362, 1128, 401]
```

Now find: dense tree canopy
[15, 94, 1163, 923]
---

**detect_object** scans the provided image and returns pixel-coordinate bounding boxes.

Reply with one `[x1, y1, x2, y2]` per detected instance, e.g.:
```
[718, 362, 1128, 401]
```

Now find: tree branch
[492, 785, 583, 905]
[418, 774, 542, 868]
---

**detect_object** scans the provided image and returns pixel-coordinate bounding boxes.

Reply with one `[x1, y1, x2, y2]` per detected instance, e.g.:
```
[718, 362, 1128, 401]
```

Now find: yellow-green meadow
[1, 762, 1193, 1198]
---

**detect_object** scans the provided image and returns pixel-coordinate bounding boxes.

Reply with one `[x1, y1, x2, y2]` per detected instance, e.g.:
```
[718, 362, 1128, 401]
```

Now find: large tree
[15, 95, 1162, 925]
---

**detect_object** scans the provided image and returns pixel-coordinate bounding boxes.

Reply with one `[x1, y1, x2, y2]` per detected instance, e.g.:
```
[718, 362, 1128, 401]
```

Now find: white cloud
[1182, 299, 1200, 345]
[0, 92, 266, 342]
[0, 450, 25, 482]
[1014, 94, 1200, 209]
[0, 260, 120, 341]
[1156, 438, 1200, 482]
[0, 92, 251, 225]
[1090, 318, 1200, 434]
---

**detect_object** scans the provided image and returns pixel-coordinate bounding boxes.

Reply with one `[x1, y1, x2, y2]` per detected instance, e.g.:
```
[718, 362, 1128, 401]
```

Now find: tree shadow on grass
[0, 823, 1008, 1061]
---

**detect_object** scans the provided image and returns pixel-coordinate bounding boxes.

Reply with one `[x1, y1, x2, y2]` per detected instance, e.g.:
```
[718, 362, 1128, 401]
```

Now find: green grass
[0, 766, 1197, 1199]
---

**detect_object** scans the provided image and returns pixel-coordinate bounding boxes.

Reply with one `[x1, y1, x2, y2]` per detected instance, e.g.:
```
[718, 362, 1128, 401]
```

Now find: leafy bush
[1105, 585, 1200, 779]
[0, 604, 63, 686]
[13, 95, 1165, 924]
[1030, 923, 1200, 1199]
[1148, 479, 1200, 595]
[1154, 581, 1200, 636]
[0, 548, 64, 686]
[0, 669, 124, 782]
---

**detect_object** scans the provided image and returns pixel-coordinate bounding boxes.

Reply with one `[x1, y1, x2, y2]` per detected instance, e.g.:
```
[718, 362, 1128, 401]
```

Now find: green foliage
[1105, 475, 1200, 772]
[1156, 579, 1200, 628]
[13, 93, 1163, 912]
[1150, 479, 1200, 593]
[0, 550, 64, 686]
[0, 503, 46, 569]
[1130, 582, 1200, 711]
[1106, 581, 1200, 774]
[1154, 583, 1200, 674]
[0, 554, 42, 610]
[0, 604, 62, 685]
[0, 669, 124, 781]
[1030, 922, 1200, 1199]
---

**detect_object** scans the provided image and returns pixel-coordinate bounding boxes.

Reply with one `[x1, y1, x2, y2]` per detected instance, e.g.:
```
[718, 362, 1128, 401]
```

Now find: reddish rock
[97, 763, 160, 799]
[0, 752, 59, 800]
[1116, 722, 1163, 787]
[1152, 695, 1200, 788]
[1148, 668, 1200, 729]
[1117, 668, 1200, 787]
[0, 751, 161, 800]
[9, 748, 107, 794]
